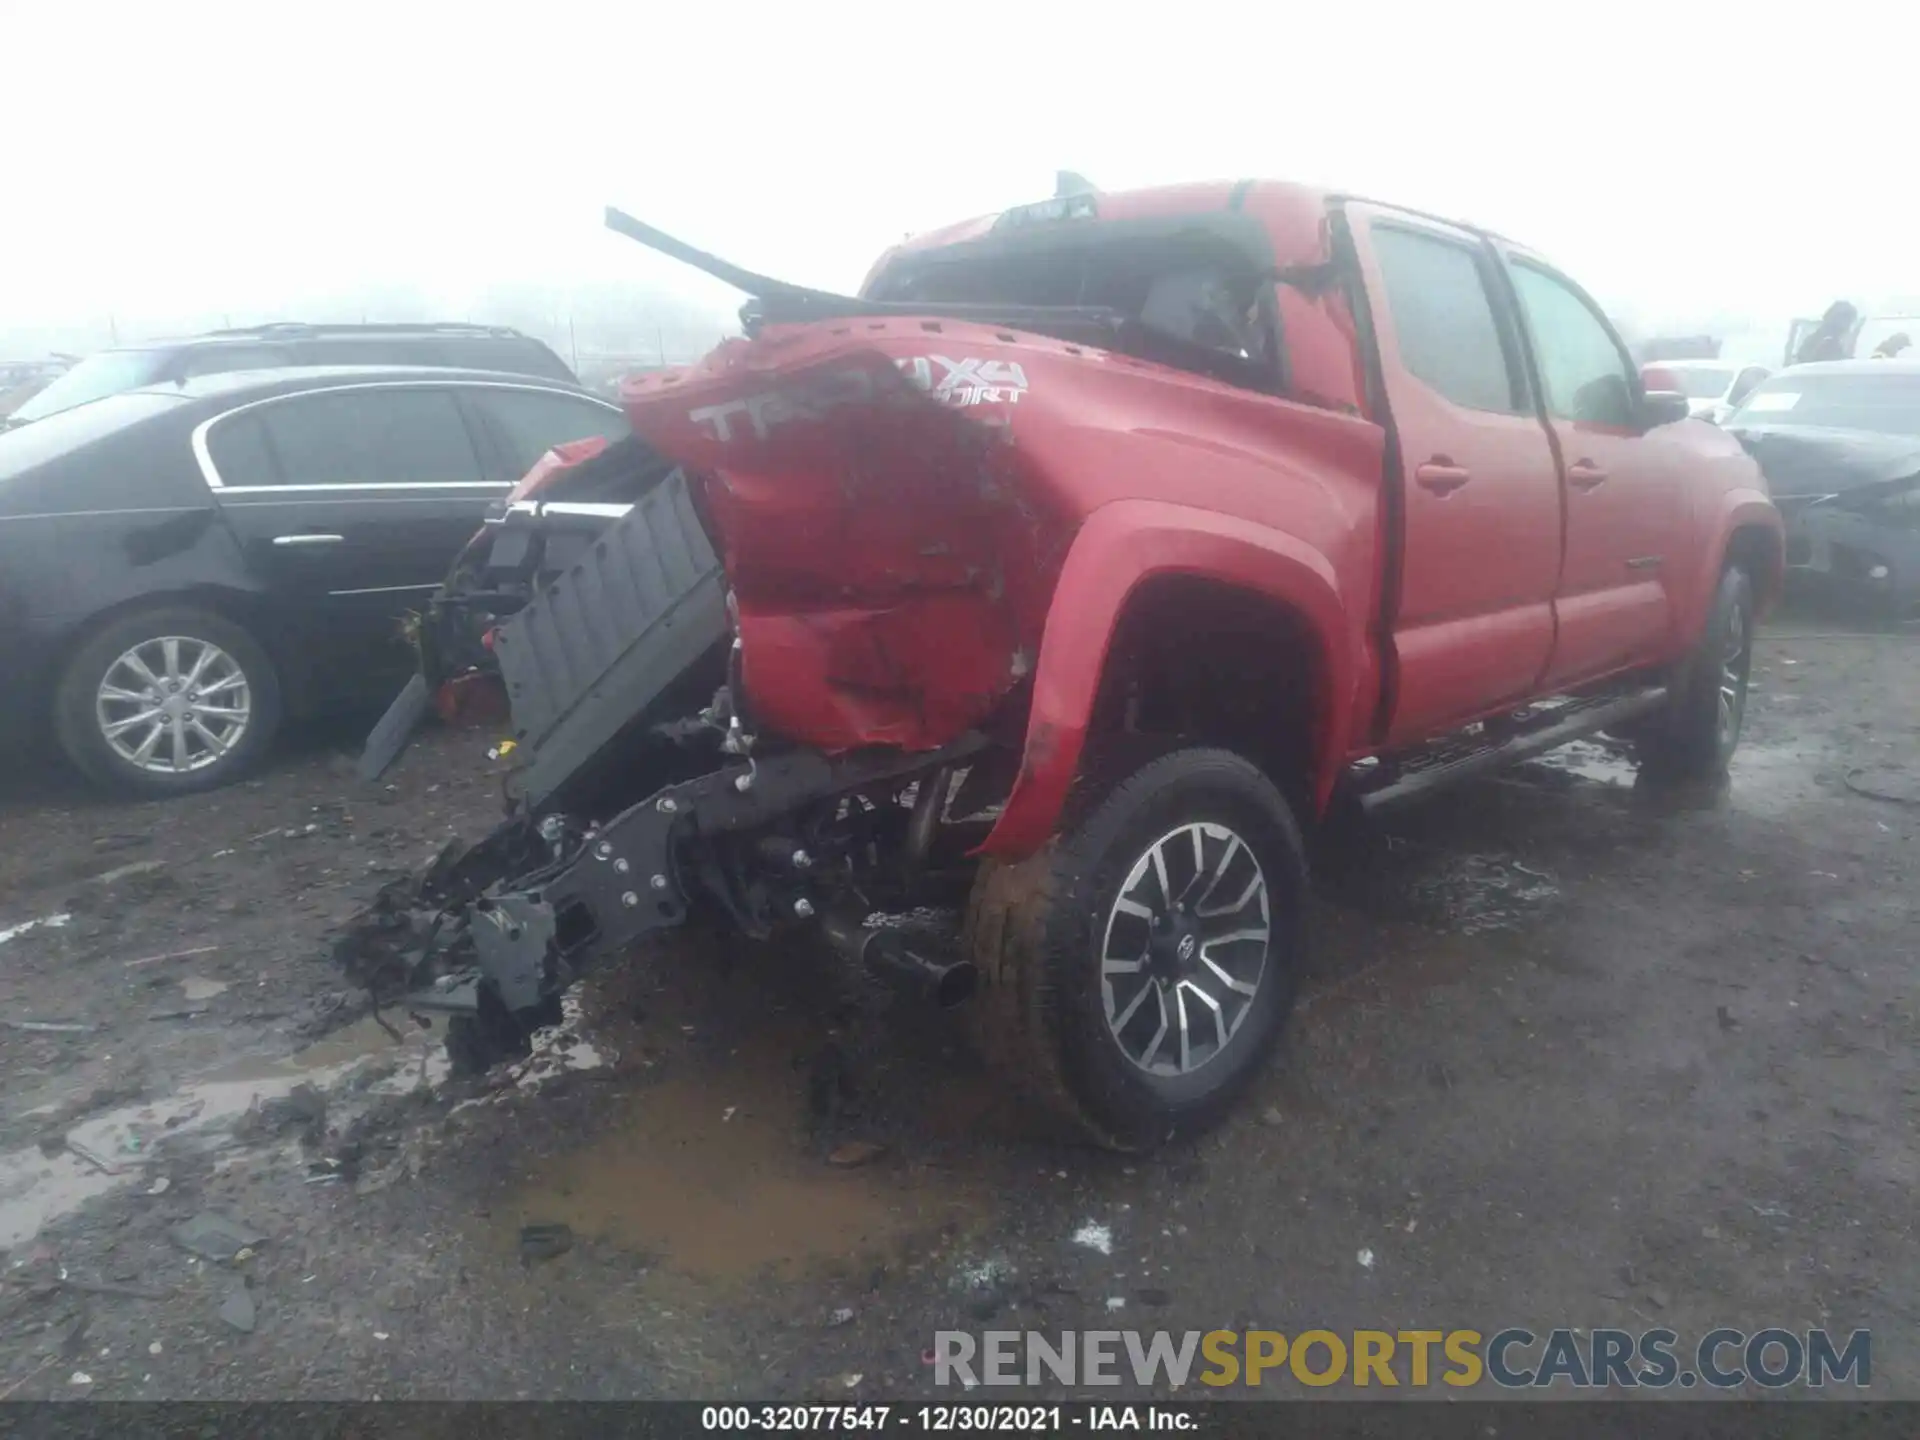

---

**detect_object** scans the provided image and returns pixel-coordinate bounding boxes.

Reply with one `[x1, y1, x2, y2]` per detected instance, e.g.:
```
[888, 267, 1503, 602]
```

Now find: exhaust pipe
[821, 911, 978, 1009]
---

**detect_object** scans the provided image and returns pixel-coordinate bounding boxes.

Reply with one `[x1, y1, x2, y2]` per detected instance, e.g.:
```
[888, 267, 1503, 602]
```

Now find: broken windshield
[866, 224, 1278, 391]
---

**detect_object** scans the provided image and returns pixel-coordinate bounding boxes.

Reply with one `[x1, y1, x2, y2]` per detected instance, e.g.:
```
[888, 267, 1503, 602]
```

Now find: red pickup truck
[353, 179, 1782, 1149]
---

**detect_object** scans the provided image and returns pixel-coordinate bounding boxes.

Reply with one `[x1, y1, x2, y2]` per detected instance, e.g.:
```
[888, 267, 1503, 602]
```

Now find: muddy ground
[1, 607, 1917, 1402]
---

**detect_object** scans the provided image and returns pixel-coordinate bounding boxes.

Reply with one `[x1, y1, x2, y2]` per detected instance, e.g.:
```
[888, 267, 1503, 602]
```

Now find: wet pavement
[0, 617, 1917, 1399]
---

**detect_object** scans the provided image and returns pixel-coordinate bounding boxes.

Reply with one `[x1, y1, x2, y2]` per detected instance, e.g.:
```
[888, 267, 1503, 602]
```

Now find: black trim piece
[1355, 686, 1667, 814]
[1328, 204, 1404, 746]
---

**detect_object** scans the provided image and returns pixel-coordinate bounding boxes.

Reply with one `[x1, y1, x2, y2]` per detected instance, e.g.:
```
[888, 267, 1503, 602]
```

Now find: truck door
[1501, 257, 1683, 687]
[1343, 205, 1562, 745]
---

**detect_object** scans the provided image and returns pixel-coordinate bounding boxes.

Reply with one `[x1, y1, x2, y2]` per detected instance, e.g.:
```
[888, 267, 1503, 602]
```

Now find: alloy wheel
[1717, 597, 1750, 750]
[95, 636, 252, 775]
[1100, 821, 1271, 1076]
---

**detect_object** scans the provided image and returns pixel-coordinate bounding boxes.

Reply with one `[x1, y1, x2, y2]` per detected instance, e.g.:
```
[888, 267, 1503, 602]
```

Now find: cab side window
[1371, 224, 1524, 414]
[1510, 262, 1637, 428]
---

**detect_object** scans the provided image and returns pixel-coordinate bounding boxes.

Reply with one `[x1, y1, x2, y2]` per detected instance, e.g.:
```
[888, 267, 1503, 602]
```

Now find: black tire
[444, 991, 561, 1076]
[53, 605, 283, 798]
[1637, 564, 1754, 782]
[963, 747, 1307, 1150]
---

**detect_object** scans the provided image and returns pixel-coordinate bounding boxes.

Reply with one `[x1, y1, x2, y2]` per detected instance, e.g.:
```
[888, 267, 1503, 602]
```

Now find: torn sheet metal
[620, 326, 1066, 754]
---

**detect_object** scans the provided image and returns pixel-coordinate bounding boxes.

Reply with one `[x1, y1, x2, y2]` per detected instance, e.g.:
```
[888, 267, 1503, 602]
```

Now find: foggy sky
[3, 1, 1914, 361]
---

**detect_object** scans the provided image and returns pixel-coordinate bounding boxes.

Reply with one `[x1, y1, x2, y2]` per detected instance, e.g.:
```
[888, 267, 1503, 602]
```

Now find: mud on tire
[1637, 564, 1754, 782]
[962, 747, 1307, 1150]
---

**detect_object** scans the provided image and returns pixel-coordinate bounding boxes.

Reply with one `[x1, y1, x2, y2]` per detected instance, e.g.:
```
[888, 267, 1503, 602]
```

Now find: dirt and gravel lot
[1, 608, 1917, 1402]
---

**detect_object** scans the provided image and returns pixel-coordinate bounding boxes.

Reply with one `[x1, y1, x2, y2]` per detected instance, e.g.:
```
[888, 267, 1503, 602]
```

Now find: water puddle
[507, 1045, 974, 1283]
[1526, 737, 1824, 821]
[0, 1015, 444, 1249]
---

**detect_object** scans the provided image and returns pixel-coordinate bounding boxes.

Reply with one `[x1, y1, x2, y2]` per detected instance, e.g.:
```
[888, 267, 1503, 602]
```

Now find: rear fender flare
[981, 499, 1356, 857]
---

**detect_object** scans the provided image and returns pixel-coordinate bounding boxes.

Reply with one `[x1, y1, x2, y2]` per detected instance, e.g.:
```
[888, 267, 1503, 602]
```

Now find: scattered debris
[68, 1371, 93, 1387]
[218, 1286, 256, 1334]
[145, 1178, 170, 1196]
[1260, 1106, 1285, 1127]
[1717, 1005, 1739, 1032]
[92, 834, 151, 855]
[1071, 1222, 1114, 1256]
[0, 913, 71, 946]
[827, 1140, 888, 1168]
[1, 1274, 169, 1301]
[722, 1106, 738, 1122]
[840, 1373, 863, 1389]
[1843, 765, 1920, 806]
[1105, 1297, 1126, 1311]
[170, 1212, 267, 1263]
[1357, 1247, 1376, 1270]
[180, 977, 230, 1003]
[73, 860, 170, 896]
[147, 1342, 162, 1357]
[828, 1307, 856, 1328]
[125, 945, 220, 969]
[1748, 1201, 1793, 1220]
[233, 1085, 328, 1150]
[519, 1222, 574, 1261]
[1, 1019, 96, 1035]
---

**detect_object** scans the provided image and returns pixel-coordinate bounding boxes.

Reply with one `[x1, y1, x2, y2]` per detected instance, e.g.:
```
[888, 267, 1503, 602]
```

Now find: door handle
[272, 533, 345, 546]
[1567, 461, 1609, 491]
[1414, 460, 1472, 495]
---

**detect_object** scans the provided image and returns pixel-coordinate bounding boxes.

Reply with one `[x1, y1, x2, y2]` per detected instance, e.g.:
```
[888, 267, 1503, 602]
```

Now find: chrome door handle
[1414, 460, 1472, 495]
[1567, 461, 1609, 491]
[272, 534, 345, 546]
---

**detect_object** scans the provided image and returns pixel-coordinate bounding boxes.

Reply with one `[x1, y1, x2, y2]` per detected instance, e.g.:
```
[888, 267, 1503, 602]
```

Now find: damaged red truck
[348, 179, 1782, 1149]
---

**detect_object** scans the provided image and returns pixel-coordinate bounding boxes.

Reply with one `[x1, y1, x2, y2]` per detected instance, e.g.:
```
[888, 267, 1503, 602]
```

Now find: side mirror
[1634, 366, 1691, 428]
[1639, 390, 1693, 428]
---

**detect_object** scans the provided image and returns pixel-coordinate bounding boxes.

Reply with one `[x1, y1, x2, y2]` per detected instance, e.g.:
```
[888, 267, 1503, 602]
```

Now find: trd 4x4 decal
[688, 355, 1030, 442]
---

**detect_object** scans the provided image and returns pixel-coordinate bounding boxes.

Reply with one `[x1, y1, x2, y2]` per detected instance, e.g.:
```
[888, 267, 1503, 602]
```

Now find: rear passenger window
[254, 389, 484, 486]
[1371, 225, 1521, 414]
[1509, 262, 1637, 428]
[203, 412, 279, 487]
[479, 388, 631, 477]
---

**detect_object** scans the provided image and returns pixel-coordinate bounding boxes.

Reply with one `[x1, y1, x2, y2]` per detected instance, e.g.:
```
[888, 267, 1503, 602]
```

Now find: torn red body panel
[622, 331, 1067, 754]
[505, 435, 615, 504]
[620, 307, 1386, 856]
[434, 670, 508, 729]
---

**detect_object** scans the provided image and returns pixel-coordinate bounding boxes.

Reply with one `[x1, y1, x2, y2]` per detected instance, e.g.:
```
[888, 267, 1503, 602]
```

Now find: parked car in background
[1642, 358, 1771, 423]
[1723, 360, 1920, 616]
[0, 358, 73, 418]
[0, 323, 577, 429]
[0, 367, 629, 795]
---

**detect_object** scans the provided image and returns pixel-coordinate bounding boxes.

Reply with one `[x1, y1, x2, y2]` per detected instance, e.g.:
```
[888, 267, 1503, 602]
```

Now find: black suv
[2, 323, 576, 428]
[0, 366, 629, 795]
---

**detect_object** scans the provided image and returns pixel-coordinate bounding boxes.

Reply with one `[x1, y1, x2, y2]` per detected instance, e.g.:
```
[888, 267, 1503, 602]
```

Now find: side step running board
[1355, 686, 1668, 815]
